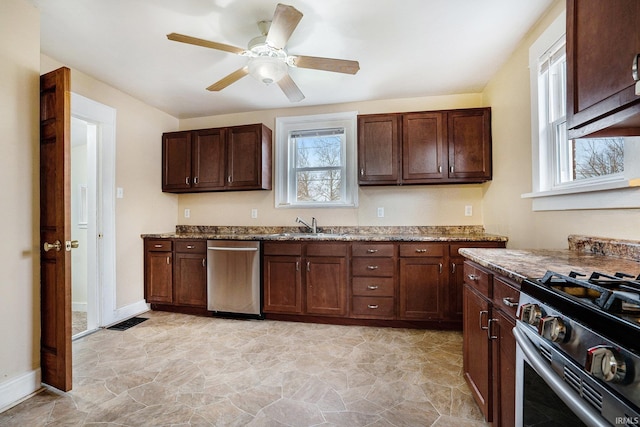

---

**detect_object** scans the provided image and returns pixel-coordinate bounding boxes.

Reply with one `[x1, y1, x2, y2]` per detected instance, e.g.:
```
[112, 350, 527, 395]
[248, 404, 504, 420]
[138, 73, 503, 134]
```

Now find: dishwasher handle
[207, 246, 259, 252]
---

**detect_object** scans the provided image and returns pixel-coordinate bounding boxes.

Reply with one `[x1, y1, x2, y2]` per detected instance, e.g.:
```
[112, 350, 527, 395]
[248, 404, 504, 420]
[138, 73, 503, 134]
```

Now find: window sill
[521, 179, 640, 211]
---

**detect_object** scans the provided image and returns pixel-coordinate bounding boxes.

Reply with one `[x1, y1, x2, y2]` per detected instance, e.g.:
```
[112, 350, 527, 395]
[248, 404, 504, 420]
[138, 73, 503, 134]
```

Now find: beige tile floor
[0, 311, 489, 426]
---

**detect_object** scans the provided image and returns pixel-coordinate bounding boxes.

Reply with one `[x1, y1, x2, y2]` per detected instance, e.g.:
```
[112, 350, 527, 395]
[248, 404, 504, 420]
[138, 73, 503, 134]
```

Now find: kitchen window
[275, 112, 358, 208]
[523, 12, 640, 210]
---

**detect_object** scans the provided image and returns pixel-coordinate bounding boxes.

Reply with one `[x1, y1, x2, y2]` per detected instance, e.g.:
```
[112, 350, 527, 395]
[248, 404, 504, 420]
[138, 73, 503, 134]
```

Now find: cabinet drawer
[493, 277, 520, 320]
[463, 262, 492, 297]
[352, 277, 394, 296]
[352, 296, 395, 318]
[306, 243, 347, 257]
[352, 258, 395, 277]
[399, 243, 444, 257]
[263, 242, 302, 256]
[146, 239, 172, 251]
[352, 243, 395, 257]
[175, 240, 206, 253]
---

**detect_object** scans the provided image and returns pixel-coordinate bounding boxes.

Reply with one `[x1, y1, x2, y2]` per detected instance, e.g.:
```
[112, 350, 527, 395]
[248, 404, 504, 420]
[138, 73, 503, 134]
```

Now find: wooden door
[402, 112, 445, 182]
[398, 258, 444, 320]
[263, 255, 303, 314]
[192, 128, 226, 190]
[357, 114, 400, 184]
[448, 109, 492, 181]
[174, 252, 207, 307]
[305, 256, 347, 316]
[492, 309, 516, 427]
[162, 131, 192, 192]
[145, 250, 173, 304]
[227, 125, 260, 188]
[40, 67, 72, 391]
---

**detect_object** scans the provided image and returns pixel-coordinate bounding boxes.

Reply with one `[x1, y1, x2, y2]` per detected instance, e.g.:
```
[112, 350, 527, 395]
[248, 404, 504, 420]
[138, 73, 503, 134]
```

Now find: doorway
[70, 93, 117, 337]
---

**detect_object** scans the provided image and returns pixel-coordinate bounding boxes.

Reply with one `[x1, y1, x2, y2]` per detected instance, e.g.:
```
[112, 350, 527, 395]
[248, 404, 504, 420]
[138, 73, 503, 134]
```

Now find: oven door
[513, 322, 610, 427]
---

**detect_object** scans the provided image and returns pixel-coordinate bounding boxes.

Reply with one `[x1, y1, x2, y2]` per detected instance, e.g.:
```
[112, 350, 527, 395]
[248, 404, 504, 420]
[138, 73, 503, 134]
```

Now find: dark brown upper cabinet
[358, 107, 491, 185]
[566, 0, 640, 138]
[162, 123, 272, 193]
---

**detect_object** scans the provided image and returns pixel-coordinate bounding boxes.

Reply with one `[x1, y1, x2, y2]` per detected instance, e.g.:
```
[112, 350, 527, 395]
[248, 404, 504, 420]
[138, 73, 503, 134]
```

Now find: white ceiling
[32, 0, 554, 119]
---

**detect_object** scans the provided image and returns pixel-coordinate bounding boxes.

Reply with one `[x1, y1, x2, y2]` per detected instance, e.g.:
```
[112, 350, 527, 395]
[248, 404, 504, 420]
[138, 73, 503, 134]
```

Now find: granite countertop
[459, 235, 640, 284]
[141, 225, 508, 243]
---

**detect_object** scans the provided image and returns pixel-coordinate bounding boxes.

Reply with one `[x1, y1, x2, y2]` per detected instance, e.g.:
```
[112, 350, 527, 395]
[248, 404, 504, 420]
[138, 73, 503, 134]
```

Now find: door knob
[43, 240, 62, 252]
[66, 240, 79, 251]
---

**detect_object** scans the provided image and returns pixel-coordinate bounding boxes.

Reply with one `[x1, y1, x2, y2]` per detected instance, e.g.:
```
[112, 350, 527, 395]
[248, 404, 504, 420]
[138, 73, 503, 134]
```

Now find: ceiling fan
[167, 3, 360, 102]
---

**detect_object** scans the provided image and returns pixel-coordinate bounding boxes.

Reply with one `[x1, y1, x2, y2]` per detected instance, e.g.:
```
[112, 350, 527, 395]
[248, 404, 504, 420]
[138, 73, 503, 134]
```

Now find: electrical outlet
[377, 207, 384, 218]
[184, 208, 190, 218]
[116, 187, 124, 199]
[465, 205, 472, 216]
[251, 209, 258, 219]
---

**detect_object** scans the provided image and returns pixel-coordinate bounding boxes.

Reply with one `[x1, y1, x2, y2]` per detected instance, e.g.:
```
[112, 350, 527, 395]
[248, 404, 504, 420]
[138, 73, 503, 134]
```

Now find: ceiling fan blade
[207, 66, 249, 91]
[167, 33, 245, 55]
[277, 74, 305, 102]
[266, 4, 303, 49]
[290, 55, 360, 75]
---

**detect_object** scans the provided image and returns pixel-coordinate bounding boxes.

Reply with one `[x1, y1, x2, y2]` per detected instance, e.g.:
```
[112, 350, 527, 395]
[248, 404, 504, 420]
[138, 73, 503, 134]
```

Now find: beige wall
[0, 0, 40, 408]
[178, 94, 489, 227]
[482, 0, 640, 249]
[40, 56, 180, 308]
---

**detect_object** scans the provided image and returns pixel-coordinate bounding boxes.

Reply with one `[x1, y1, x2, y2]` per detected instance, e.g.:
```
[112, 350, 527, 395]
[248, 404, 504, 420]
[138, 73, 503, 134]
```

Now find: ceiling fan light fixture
[248, 56, 287, 85]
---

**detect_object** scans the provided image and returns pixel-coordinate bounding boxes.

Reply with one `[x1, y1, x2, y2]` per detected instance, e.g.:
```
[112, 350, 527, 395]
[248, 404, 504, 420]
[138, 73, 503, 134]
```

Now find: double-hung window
[275, 112, 358, 208]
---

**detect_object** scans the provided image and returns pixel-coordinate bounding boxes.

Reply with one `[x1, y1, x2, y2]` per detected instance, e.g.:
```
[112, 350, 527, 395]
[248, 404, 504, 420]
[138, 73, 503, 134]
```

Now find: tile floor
[0, 311, 489, 426]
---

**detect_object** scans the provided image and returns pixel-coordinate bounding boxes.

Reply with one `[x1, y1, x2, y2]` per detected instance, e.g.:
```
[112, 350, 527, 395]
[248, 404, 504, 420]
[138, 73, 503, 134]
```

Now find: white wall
[483, 0, 640, 249]
[0, 0, 41, 410]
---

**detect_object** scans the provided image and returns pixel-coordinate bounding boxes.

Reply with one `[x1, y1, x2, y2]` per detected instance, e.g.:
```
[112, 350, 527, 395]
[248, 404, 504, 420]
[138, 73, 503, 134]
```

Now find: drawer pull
[488, 318, 498, 340]
[154, 244, 163, 248]
[367, 304, 379, 309]
[166, 256, 171, 265]
[202, 258, 205, 267]
[366, 249, 378, 254]
[367, 285, 379, 290]
[479, 310, 489, 330]
[467, 274, 479, 281]
[415, 249, 427, 253]
[367, 265, 379, 270]
[502, 297, 519, 308]
[186, 245, 195, 249]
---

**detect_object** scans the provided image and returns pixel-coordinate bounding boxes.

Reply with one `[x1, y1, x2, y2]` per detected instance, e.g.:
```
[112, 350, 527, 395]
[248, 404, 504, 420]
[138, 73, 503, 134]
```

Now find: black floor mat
[107, 317, 148, 331]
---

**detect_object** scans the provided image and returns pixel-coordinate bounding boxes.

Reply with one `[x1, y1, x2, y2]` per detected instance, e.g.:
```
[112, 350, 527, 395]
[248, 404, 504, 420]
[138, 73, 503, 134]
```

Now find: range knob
[519, 303, 542, 326]
[537, 316, 567, 342]
[586, 346, 628, 383]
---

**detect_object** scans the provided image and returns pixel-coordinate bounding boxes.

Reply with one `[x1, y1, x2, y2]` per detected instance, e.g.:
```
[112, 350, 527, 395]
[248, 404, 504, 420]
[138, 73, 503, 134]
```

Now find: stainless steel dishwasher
[206, 240, 261, 317]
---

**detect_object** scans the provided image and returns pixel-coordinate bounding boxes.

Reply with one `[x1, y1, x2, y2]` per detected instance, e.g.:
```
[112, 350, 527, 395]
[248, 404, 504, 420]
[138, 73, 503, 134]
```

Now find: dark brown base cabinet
[144, 239, 207, 312]
[463, 261, 518, 427]
[162, 123, 272, 193]
[358, 108, 492, 185]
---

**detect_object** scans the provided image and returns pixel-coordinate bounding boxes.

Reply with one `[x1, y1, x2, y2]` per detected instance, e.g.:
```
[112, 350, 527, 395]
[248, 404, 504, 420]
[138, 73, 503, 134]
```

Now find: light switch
[184, 208, 190, 218]
[116, 187, 124, 198]
[377, 207, 384, 218]
[465, 205, 473, 216]
[251, 209, 258, 219]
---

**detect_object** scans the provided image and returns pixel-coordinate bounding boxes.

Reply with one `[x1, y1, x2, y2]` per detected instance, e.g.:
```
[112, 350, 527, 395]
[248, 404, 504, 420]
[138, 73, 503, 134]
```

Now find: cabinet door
[357, 114, 400, 184]
[491, 309, 516, 427]
[145, 251, 173, 304]
[402, 112, 445, 182]
[463, 284, 492, 421]
[398, 258, 444, 320]
[567, 0, 640, 136]
[192, 128, 226, 190]
[263, 255, 303, 314]
[449, 255, 466, 321]
[227, 125, 262, 189]
[305, 256, 347, 316]
[447, 109, 492, 181]
[174, 252, 207, 307]
[162, 131, 192, 192]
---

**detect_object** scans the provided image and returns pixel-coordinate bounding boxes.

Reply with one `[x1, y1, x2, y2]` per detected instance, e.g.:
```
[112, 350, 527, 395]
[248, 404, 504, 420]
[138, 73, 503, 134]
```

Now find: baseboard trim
[0, 369, 42, 413]
[103, 299, 149, 328]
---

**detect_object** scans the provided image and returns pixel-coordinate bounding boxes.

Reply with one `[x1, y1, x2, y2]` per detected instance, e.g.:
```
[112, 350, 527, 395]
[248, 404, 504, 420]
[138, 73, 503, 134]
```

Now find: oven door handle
[513, 326, 611, 427]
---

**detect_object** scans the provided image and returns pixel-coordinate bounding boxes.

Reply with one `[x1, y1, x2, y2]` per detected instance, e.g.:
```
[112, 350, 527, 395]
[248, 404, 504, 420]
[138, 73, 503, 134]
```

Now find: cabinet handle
[360, 168, 364, 176]
[202, 258, 206, 267]
[467, 274, 479, 282]
[367, 265, 379, 270]
[227, 175, 232, 183]
[633, 53, 639, 81]
[367, 285, 379, 290]
[186, 245, 195, 249]
[488, 318, 498, 340]
[451, 262, 456, 274]
[502, 297, 519, 308]
[438, 263, 443, 274]
[366, 249, 378, 253]
[296, 261, 299, 271]
[367, 304, 379, 309]
[154, 244, 163, 248]
[306, 261, 310, 272]
[479, 310, 489, 330]
[185, 177, 190, 185]
[450, 166, 454, 174]
[438, 165, 442, 174]
[166, 256, 171, 265]
[415, 249, 427, 253]
[193, 177, 199, 185]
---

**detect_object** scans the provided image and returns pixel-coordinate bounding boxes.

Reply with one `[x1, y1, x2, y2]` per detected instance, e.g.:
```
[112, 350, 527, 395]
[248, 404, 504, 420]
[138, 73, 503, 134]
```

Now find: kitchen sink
[266, 232, 347, 239]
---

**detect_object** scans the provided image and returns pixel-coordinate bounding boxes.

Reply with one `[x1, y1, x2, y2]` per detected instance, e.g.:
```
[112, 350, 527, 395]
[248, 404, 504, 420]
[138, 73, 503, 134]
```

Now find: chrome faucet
[295, 216, 317, 233]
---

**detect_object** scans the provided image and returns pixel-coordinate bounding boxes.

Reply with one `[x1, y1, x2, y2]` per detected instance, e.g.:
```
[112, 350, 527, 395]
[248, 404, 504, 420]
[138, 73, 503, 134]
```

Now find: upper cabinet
[566, 0, 640, 138]
[162, 123, 272, 193]
[358, 107, 492, 185]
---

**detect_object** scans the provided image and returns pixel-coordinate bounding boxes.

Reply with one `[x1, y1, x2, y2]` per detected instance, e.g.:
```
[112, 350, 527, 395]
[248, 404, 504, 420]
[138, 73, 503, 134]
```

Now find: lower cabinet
[398, 243, 446, 320]
[263, 242, 348, 316]
[144, 238, 207, 310]
[463, 260, 518, 427]
[350, 242, 396, 319]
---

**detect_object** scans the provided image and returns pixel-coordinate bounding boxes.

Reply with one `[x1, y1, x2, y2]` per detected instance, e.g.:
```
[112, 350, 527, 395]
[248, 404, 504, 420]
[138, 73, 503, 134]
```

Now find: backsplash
[176, 225, 488, 236]
[569, 235, 640, 262]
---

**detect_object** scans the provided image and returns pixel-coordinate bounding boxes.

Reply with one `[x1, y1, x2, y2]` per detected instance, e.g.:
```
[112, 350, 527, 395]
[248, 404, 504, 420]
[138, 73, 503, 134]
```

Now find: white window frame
[522, 11, 640, 210]
[275, 111, 358, 208]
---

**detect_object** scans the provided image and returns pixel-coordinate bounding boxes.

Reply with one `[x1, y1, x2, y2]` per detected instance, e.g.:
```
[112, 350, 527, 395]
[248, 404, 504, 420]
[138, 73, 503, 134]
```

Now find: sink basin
[267, 232, 347, 239]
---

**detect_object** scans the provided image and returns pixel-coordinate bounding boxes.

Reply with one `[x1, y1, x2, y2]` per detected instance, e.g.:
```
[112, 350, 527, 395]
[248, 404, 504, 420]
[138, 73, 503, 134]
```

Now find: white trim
[103, 300, 150, 328]
[0, 369, 42, 413]
[523, 181, 640, 211]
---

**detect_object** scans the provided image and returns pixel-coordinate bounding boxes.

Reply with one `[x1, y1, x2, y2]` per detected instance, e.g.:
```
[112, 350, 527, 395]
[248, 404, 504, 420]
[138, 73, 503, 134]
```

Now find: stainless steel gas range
[514, 269, 640, 427]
